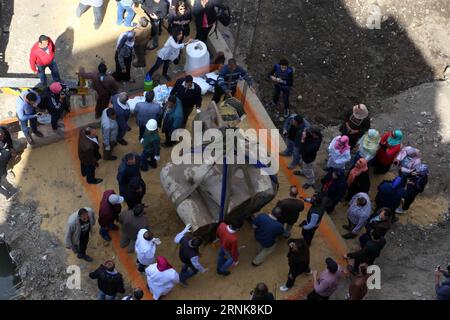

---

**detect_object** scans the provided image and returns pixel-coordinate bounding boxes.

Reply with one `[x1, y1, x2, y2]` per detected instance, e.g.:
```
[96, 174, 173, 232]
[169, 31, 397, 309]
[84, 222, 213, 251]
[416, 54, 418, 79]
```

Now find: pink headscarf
[49, 82, 62, 94]
[156, 256, 173, 272]
[334, 135, 350, 154]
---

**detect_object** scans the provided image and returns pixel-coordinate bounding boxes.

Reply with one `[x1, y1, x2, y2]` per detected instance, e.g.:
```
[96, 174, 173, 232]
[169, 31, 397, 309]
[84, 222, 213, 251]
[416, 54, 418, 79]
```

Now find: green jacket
[141, 130, 161, 156]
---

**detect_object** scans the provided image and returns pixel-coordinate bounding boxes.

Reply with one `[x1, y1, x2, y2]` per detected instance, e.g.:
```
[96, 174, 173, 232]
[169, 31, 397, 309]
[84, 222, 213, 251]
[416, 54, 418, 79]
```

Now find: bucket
[144, 73, 154, 92]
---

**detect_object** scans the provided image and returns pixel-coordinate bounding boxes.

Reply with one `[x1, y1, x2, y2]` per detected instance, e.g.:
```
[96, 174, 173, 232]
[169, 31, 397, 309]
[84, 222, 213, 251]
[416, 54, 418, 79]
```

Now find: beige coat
[64, 207, 96, 249]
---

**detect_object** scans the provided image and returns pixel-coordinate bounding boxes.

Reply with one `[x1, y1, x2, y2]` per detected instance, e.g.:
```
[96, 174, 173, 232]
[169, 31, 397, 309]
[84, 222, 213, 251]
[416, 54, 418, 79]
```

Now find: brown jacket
[78, 68, 119, 97]
[348, 274, 369, 300]
[134, 25, 152, 47]
[78, 130, 101, 166]
[118, 209, 150, 241]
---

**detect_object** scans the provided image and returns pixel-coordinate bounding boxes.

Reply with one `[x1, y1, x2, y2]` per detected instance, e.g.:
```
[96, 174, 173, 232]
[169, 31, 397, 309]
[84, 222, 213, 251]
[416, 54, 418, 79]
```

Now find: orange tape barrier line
[63, 117, 153, 300]
[235, 87, 349, 300]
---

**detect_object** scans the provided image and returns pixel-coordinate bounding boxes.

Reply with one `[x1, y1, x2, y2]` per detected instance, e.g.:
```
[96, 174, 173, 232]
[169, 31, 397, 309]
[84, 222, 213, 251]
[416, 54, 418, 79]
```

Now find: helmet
[146, 119, 158, 131]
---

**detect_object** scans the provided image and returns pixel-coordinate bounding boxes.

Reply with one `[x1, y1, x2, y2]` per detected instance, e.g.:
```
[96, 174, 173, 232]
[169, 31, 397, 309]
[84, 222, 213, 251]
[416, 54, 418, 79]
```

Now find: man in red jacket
[99, 190, 124, 241]
[29, 35, 61, 87]
[216, 220, 242, 276]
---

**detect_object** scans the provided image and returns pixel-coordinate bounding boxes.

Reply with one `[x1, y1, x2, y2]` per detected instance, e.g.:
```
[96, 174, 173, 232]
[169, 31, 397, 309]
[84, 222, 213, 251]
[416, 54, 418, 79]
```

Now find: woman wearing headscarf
[327, 135, 351, 170]
[394, 146, 422, 176]
[113, 31, 135, 82]
[145, 256, 179, 300]
[279, 238, 310, 292]
[372, 130, 403, 174]
[395, 164, 428, 214]
[354, 129, 380, 164]
[339, 104, 370, 149]
[321, 168, 348, 214]
[345, 158, 370, 201]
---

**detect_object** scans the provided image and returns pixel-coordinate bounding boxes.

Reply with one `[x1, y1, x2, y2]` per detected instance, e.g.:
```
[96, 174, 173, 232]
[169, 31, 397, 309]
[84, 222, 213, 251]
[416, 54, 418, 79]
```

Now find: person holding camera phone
[435, 264, 450, 300]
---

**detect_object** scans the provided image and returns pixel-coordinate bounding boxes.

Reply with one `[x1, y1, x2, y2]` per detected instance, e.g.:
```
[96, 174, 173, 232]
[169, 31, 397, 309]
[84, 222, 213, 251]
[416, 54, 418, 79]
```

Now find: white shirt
[80, 0, 103, 7]
[86, 135, 99, 145]
[145, 263, 179, 300]
[135, 229, 157, 266]
[157, 36, 184, 61]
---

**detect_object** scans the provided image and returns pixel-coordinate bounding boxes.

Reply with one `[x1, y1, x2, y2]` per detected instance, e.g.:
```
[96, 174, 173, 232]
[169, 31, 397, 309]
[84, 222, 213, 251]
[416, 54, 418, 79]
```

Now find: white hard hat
[146, 119, 158, 131]
[108, 194, 124, 205]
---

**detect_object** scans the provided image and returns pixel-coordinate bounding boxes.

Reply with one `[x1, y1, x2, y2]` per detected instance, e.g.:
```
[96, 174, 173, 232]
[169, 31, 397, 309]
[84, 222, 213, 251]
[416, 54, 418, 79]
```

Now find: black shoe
[88, 178, 103, 185]
[100, 233, 112, 242]
[33, 130, 44, 138]
[110, 224, 119, 231]
[302, 183, 314, 190]
[342, 225, 350, 231]
[163, 74, 172, 82]
[217, 270, 231, 276]
[77, 254, 93, 262]
[251, 262, 261, 267]
[342, 233, 357, 239]
[117, 139, 128, 146]
[104, 155, 118, 161]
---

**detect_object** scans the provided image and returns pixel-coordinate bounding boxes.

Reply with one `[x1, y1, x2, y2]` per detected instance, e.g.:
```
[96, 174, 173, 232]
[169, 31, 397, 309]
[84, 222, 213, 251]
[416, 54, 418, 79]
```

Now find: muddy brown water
[0, 242, 20, 300]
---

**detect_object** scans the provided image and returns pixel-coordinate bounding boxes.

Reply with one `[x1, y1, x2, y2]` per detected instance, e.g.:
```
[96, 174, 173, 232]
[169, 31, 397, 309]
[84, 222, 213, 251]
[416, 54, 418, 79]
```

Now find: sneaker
[147, 44, 158, 51]
[395, 208, 406, 214]
[33, 130, 44, 138]
[179, 281, 188, 288]
[26, 135, 35, 145]
[284, 109, 290, 117]
[279, 285, 290, 292]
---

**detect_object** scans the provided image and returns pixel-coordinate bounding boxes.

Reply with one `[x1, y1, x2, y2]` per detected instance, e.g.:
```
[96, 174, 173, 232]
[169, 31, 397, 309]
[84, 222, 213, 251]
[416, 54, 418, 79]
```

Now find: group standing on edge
[3, 0, 444, 302]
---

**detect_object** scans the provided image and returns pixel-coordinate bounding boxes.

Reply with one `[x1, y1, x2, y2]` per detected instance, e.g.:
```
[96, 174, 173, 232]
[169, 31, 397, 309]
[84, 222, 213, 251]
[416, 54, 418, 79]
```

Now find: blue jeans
[217, 247, 234, 273]
[98, 291, 116, 300]
[179, 264, 198, 284]
[37, 59, 61, 87]
[18, 117, 38, 136]
[117, 2, 135, 27]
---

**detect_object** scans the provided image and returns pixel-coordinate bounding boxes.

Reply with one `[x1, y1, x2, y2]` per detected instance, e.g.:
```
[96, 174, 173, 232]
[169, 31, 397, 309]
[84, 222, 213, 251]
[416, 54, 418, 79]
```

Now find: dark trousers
[150, 18, 163, 47]
[140, 150, 156, 171]
[302, 227, 318, 246]
[113, 52, 132, 82]
[164, 132, 175, 146]
[95, 93, 111, 118]
[137, 259, 147, 273]
[403, 187, 419, 210]
[273, 85, 290, 110]
[196, 26, 213, 42]
[81, 163, 96, 183]
[286, 267, 308, 288]
[179, 264, 198, 284]
[138, 125, 146, 141]
[79, 232, 89, 256]
[307, 290, 329, 300]
[212, 85, 236, 104]
[49, 108, 62, 130]
[182, 104, 194, 128]
[36, 59, 61, 87]
[148, 57, 170, 77]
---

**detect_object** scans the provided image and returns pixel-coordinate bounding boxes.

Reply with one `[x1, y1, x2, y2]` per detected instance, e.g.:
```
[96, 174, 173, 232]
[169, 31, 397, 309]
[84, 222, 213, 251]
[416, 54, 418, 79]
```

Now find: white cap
[146, 119, 158, 131]
[108, 194, 124, 205]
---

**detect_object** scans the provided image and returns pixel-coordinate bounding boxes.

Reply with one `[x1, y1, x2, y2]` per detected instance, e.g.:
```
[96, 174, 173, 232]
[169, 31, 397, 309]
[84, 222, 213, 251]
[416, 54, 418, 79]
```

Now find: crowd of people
[1, 0, 448, 301]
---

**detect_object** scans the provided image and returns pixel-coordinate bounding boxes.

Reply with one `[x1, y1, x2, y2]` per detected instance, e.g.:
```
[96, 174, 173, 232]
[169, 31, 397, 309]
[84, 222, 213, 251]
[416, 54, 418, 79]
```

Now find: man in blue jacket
[161, 95, 184, 147]
[112, 92, 131, 145]
[267, 59, 294, 117]
[117, 153, 142, 196]
[212, 59, 252, 103]
[251, 207, 285, 266]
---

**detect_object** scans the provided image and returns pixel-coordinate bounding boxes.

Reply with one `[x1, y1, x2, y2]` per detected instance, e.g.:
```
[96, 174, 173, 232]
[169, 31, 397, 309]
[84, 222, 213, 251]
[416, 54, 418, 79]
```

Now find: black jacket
[142, 0, 169, 20]
[276, 198, 304, 225]
[124, 177, 146, 209]
[192, 0, 226, 28]
[168, 9, 192, 36]
[170, 78, 202, 109]
[89, 265, 125, 296]
[287, 239, 310, 276]
[346, 171, 371, 201]
[300, 132, 322, 164]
